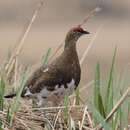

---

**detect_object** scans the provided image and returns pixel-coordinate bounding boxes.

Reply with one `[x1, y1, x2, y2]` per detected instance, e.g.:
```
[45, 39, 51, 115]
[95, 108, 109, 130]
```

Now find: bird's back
[23, 49, 81, 95]
[5, 25, 89, 106]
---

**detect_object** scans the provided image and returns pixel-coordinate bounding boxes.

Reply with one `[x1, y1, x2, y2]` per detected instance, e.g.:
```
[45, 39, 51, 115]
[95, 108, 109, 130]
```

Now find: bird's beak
[82, 30, 90, 34]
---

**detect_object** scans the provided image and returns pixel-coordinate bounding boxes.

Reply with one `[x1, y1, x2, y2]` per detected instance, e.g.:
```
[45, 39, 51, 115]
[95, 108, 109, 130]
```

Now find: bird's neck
[64, 40, 78, 60]
[64, 39, 77, 51]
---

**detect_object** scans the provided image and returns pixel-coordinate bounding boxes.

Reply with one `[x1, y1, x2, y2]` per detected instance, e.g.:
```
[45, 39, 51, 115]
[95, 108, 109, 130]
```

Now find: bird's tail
[4, 93, 17, 98]
[4, 89, 26, 98]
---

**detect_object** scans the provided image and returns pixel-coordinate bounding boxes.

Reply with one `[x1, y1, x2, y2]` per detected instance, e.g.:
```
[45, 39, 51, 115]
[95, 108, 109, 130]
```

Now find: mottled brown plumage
[5, 26, 90, 106]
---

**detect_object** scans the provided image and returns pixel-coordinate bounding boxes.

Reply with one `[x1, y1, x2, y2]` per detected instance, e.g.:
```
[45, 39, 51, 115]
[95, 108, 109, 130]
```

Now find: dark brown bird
[5, 26, 90, 107]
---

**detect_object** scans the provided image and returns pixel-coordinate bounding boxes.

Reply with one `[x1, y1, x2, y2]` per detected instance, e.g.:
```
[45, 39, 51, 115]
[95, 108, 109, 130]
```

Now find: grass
[90, 48, 130, 130]
[0, 2, 130, 129]
[1, 26, 130, 129]
[0, 45, 130, 130]
[7, 70, 29, 126]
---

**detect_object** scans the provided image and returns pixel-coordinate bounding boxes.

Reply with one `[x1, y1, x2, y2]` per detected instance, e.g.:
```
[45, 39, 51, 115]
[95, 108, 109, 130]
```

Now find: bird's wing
[27, 64, 72, 94]
[25, 65, 47, 88]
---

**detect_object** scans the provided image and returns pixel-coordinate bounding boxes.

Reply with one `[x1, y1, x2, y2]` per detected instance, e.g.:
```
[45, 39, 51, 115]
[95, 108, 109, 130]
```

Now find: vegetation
[0, 44, 130, 130]
[0, 1, 130, 130]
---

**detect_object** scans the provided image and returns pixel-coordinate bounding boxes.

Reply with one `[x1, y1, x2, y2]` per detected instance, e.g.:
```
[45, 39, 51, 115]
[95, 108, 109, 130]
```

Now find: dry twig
[5, 1, 44, 77]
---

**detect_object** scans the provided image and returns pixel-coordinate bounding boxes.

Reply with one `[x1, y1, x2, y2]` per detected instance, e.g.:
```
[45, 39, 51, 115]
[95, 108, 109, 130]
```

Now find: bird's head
[65, 26, 90, 48]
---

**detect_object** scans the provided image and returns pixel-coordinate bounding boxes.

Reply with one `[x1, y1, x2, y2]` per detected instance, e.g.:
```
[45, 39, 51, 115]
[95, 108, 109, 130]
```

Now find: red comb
[71, 26, 85, 33]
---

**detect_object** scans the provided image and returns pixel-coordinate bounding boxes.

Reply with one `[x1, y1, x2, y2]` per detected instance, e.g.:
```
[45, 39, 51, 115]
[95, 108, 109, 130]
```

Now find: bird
[4, 26, 90, 107]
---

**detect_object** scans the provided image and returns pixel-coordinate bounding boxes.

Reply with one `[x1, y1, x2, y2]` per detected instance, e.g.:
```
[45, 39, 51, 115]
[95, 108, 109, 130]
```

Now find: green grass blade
[105, 47, 117, 114]
[119, 107, 123, 129]
[98, 94, 106, 118]
[75, 87, 80, 105]
[0, 77, 5, 111]
[0, 77, 5, 130]
[6, 106, 11, 124]
[0, 126, 3, 130]
[94, 63, 106, 118]
[8, 69, 29, 126]
[91, 106, 111, 130]
[12, 70, 29, 110]
[94, 63, 100, 110]
[0, 122, 2, 128]
[42, 48, 51, 65]
[63, 95, 69, 123]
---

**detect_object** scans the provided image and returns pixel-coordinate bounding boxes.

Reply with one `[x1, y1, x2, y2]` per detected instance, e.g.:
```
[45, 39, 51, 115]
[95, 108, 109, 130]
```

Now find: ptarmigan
[5, 26, 90, 107]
